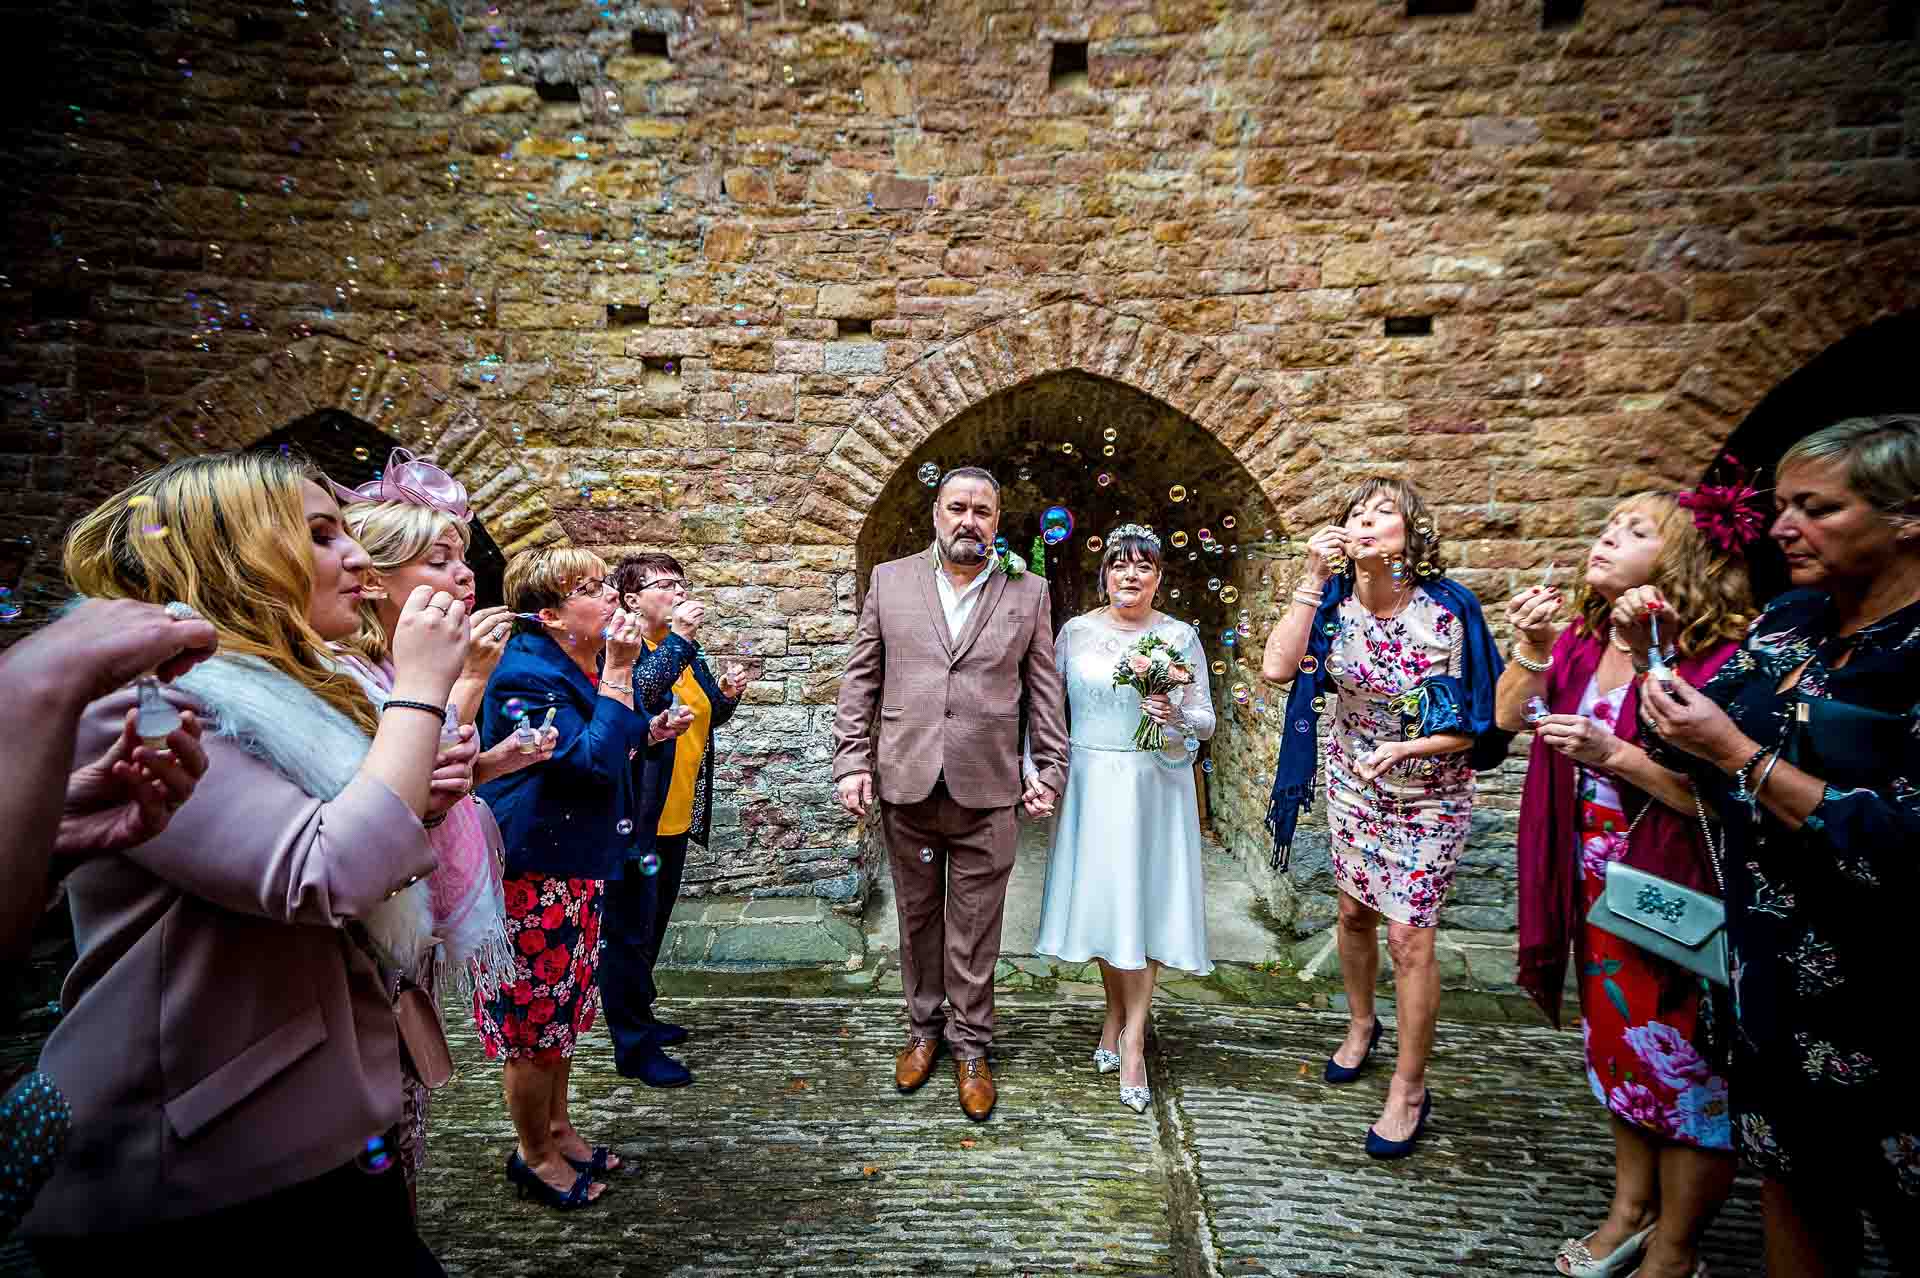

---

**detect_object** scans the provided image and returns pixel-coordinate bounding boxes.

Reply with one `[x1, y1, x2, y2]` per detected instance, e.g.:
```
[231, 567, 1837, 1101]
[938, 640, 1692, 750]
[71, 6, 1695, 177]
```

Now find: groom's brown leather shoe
[956, 1057, 996, 1122]
[895, 1036, 940, 1092]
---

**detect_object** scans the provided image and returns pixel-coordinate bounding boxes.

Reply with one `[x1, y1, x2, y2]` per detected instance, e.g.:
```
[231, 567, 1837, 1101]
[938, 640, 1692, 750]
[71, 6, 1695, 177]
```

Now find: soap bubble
[1210, 660, 1225, 676]
[1323, 620, 1339, 637]
[1170, 531, 1189, 548]
[994, 535, 1007, 553]
[1222, 515, 1237, 529]
[1254, 699, 1268, 713]
[1231, 683, 1249, 705]
[1207, 577, 1221, 593]
[1102, 445, 1115, 457]
[1327, 654, 1346, 677]
[1221, 629, 1235, 647]
[1169, 588, 1181, 600]
[503, 696, 526, 719]
[352, 446, 370, 461]
[1061, 442, 1074, 455]
[638, 852, 661, 875]
[1524, 695, 1550, 725]
[1096, 472, 1112, 487]
[1311, 695, 1327, 713]
[1042, 507, 1073, 545]
[1295, 719, 1311, 733]
[1188, 551, 1199, 561]
[1018, 467, 1032, 481]
[1102, 427, 1117, 442]
[1198, 528, 1212, 542]
[1417, 560, 1434, 576]
[0, 588, 18, 623]
[1201, 759, 1214, 773]
[1086, 535, 1103, 553]
[1169, 485, 1186, 502]
[917, 461, 940, 486]
[355, 1133, 393, 1174]
[918, 846, 934, 864]
[1220, 586, 1240, 604]
[616, 818, 634, 836]
[1299, 655, 1319, 674]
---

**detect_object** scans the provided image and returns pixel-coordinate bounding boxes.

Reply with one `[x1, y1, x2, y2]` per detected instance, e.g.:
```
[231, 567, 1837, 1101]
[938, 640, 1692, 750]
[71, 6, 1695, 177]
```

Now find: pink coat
[20, 683, 436, 1236]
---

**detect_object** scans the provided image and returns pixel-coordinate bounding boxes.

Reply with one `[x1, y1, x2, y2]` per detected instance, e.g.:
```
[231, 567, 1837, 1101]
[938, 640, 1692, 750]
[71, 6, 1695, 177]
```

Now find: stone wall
[4, 0, 1919, 924]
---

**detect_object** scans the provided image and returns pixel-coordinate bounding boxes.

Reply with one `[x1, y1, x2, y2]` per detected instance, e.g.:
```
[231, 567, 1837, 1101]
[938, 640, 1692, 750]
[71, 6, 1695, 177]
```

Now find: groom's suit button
[945, 710, 954, 717]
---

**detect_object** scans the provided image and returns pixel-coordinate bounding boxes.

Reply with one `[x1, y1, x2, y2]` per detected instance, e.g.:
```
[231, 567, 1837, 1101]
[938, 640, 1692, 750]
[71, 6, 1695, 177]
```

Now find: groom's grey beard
[939, 530, 988, 565]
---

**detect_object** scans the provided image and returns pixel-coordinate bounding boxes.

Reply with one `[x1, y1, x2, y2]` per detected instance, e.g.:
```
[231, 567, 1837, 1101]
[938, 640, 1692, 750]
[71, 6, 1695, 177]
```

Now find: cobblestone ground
[2, 993, 1894, 1275]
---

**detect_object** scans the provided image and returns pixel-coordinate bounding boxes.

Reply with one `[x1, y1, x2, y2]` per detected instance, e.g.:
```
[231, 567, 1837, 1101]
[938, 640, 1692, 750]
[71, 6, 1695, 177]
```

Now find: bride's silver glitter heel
[1119, 1083, 1151, 1114]
[1092, 1048, 1121, 1074]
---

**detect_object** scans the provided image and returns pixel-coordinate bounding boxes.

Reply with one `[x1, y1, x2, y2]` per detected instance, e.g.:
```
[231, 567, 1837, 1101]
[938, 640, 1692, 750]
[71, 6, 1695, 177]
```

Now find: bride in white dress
[1031, 525, 1215, 1114]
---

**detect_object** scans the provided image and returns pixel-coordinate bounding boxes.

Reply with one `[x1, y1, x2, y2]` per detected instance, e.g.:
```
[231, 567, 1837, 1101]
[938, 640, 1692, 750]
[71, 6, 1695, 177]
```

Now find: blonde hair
[340, 500, 472, 663]
[62, 451, 380, 735]
[1573, 492, 1754, 659]
[502, 546, 608, 617]
[1779, 413, 1920, 530]
[1338, 475, 1447, 578]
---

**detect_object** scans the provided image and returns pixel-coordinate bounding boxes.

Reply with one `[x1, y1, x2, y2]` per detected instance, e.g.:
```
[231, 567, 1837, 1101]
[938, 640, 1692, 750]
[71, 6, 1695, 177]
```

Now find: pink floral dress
[1574, 677, 1731, 1150]
[1324, 591, 1473, 927]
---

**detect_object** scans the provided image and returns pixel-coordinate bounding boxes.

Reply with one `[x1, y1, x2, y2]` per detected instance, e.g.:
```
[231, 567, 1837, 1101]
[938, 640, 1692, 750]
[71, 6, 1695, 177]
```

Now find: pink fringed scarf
[335, 655, 514, 1000]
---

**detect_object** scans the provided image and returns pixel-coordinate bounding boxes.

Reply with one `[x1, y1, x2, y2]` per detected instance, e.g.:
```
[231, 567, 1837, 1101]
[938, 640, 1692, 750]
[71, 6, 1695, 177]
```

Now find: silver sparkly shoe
[1119, 1083, 1151, 1114]
[1092, 1048, 1121, 1074]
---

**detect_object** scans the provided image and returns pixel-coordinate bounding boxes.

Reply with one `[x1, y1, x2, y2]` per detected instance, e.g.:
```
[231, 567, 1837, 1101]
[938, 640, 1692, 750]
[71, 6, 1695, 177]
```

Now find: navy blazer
[477, 629, 695, 881]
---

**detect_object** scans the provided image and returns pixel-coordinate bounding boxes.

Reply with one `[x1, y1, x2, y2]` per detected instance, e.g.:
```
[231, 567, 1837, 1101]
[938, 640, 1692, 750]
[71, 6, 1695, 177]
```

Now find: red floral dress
[1575, 678, 1731, 1150]
[473, 874, 605, 1061]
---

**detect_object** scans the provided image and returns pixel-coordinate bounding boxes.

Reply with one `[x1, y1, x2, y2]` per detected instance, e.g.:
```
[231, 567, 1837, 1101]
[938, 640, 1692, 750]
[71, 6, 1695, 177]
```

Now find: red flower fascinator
[1676, 455, 1765, 556]
[328, 447, 471, 522]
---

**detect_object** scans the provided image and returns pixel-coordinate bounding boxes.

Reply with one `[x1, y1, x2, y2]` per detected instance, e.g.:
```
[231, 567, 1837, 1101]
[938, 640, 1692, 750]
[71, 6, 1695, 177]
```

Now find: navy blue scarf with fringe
[1265, 574, 1510, 870]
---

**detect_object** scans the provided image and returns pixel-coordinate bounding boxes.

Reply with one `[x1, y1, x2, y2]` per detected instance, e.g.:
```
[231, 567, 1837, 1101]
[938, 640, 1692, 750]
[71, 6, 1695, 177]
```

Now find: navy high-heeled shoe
[562, 1145, 623, 1175]
[506, 1151, 605, 1210]
[1365, 1091, 1433, 1160]
[1324, 1017, 1385, 1084]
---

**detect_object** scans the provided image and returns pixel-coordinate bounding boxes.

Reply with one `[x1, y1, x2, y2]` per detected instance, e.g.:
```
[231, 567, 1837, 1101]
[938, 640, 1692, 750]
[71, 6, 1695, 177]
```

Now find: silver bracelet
[1291, 591, 1324, 608]
[1510, 647, 1552, 673]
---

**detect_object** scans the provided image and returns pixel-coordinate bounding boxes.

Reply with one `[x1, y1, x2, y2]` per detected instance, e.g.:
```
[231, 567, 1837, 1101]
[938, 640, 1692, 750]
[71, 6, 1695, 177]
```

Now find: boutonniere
[992, 547, 1027, 578]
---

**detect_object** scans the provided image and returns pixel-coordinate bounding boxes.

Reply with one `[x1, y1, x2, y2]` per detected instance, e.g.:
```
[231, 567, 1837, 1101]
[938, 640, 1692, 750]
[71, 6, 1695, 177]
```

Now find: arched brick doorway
[1696, 308, 1920, 601]
[852, 368, 1296, 972]
[253, 409, 511, 607]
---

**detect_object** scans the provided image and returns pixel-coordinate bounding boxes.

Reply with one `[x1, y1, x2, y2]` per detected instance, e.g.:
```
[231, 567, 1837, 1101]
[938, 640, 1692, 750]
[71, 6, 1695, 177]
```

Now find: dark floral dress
[1651, 589, 1920, 1230]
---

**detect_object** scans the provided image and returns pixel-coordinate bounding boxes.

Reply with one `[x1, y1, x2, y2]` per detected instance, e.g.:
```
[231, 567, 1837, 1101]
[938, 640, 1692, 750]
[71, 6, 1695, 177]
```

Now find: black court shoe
[1323, 1016, 1384, 1084]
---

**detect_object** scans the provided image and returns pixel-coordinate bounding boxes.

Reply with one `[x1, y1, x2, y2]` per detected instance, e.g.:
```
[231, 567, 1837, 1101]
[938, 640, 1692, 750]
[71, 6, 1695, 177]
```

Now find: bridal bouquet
[1112, 632, 1195, 751]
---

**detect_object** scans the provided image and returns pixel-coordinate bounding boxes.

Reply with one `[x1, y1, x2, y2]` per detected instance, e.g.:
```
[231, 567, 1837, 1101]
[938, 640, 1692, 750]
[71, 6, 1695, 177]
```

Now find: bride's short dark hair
[1096, 530, 1163, 602]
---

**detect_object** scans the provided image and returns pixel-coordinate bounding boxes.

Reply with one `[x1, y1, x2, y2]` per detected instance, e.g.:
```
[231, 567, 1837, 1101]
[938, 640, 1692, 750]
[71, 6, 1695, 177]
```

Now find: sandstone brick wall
[3, 0, 1917, 919]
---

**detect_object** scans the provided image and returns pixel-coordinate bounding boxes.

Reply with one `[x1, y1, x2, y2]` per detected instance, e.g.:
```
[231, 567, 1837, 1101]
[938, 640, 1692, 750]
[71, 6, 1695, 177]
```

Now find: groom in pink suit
[832, 467, 1070, 1121]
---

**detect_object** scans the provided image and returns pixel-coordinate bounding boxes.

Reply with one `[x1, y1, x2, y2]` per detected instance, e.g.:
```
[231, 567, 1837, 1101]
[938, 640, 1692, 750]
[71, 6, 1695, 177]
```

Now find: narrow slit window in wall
[1542, 0, 1583, 29]
[631, 29, 669, 57]
[1407, 0, 1475, 14]
[1384, 316, 1434, 338]
[1049, 41, 1089, 92]
[835, 318, 874, 341]
[607, 304, 650, 327]
[534, 79, 581, 102]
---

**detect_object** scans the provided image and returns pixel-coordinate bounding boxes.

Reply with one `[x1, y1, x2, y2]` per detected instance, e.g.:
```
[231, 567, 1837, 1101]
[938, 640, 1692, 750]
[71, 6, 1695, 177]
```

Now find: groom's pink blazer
[833, 549, 1069, 809]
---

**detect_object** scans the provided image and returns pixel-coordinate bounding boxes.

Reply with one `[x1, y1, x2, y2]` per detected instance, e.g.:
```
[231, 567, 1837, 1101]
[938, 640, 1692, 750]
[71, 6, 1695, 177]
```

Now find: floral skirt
[473, 874, 604, 1063]
[1577, 794, 1732, 1150]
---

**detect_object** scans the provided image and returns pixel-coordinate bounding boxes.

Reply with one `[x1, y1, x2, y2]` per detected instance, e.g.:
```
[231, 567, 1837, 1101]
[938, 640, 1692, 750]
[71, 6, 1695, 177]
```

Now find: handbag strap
[1619, 780, 1725, 895]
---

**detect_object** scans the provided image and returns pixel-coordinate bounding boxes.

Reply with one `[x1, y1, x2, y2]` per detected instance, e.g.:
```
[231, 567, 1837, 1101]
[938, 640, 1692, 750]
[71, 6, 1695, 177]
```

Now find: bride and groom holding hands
[832, 466, 1215, 1121]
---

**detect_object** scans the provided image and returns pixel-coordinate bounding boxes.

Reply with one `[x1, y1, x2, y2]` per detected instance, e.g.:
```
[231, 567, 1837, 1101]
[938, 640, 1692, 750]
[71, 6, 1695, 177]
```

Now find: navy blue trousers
[598, 833, 690, 1071]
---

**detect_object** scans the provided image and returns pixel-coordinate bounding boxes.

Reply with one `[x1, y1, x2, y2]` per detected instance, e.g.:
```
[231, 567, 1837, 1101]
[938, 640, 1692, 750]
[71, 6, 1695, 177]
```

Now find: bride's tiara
[1108, 523, 1161, 548]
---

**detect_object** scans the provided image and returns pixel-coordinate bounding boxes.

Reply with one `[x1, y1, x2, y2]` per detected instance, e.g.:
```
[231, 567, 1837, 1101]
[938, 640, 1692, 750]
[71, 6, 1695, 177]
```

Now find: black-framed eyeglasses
[638, 578, 688, 594]
[568, 577, 612, 598]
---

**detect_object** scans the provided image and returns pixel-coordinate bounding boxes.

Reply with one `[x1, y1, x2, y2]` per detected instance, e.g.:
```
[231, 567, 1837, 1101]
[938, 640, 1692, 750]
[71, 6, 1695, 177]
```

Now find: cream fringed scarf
[171, 653, 435, 971]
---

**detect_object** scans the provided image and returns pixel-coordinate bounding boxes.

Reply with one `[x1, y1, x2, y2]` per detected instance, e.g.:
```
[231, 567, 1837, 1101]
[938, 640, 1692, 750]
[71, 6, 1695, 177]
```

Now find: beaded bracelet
[1510, 647, 1552, 674]
[1730, 746, 1769, 802]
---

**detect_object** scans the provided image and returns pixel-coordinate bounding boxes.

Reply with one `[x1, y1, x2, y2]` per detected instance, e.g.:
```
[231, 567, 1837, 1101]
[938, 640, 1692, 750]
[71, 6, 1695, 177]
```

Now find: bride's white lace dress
[1032, 611, 1215, 975]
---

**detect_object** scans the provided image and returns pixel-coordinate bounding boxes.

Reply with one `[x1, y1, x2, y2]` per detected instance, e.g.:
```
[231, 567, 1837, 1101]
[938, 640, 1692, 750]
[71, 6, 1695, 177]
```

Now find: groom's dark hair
[932, 466, 1000, 506]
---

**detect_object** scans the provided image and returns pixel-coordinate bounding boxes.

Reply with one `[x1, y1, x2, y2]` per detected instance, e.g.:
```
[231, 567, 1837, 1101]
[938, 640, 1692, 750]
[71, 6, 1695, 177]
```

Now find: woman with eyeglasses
[601, 555, 750, 1084]
[472, 549, 693, 1211]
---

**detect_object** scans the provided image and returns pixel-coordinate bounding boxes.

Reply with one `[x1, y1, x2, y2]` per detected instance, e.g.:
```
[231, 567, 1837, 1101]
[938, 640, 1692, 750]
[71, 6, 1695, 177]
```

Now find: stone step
[660, 893, 865, 969]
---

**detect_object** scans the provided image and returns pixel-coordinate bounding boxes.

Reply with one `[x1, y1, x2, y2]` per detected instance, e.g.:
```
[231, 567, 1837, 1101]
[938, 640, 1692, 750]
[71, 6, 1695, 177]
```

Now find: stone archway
[796, 301, 1324, 544]
[133, 337, 570, 555]
[835, 315, 1306, 975]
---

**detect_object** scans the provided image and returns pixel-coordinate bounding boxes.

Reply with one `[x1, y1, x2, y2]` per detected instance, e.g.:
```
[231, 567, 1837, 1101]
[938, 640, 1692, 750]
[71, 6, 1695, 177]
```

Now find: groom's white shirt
[932, 556, 990, 638]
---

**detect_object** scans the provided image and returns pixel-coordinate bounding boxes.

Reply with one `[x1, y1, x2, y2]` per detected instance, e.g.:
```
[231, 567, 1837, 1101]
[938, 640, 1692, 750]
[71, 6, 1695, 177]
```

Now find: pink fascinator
[328, 447, 471, 522]
[1676, 455, 1765, 556]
